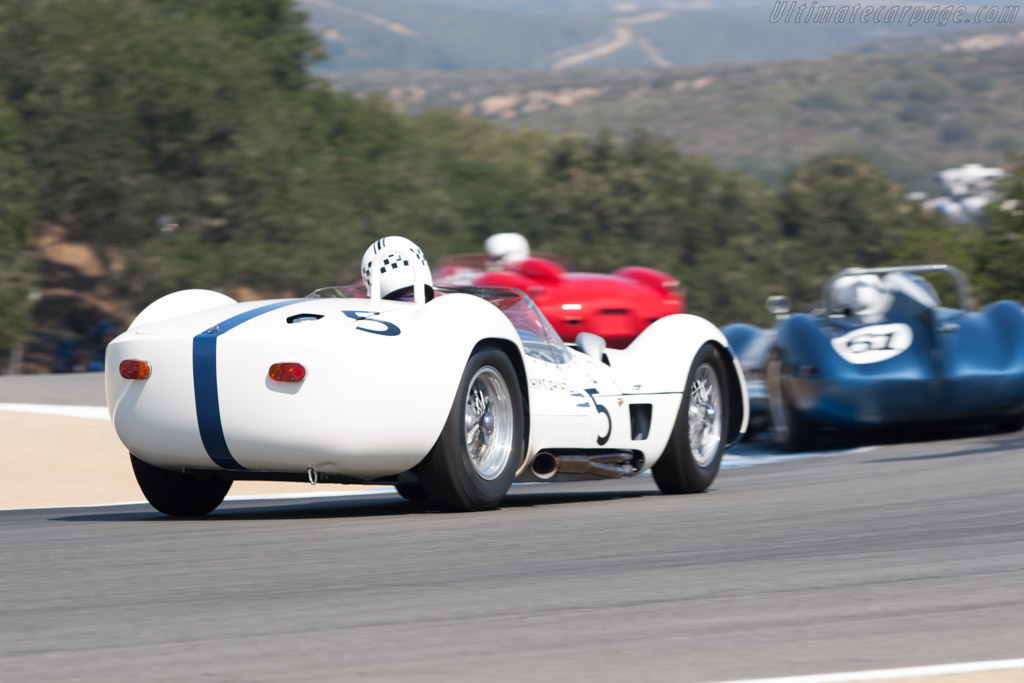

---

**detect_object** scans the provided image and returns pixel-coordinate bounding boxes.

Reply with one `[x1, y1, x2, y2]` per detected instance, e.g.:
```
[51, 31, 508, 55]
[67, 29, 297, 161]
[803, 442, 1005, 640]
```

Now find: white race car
[105, 240, 748, 514]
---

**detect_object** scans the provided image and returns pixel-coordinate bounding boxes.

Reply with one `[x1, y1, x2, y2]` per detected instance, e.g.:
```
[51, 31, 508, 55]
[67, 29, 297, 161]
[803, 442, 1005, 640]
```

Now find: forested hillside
[0, 0, 1021, 372]
[332, 42, 1024, 190]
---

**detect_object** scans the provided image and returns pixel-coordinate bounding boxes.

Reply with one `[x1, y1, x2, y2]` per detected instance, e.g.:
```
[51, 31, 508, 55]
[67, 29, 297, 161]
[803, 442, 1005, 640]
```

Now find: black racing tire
[418, 345, 525, 512]
[765, 350, 816, 452]
[995, 412, 1024, 433]
[130, 454, 231, 516]
[394, 484, 429, 501]
[653, 343, 729, 495]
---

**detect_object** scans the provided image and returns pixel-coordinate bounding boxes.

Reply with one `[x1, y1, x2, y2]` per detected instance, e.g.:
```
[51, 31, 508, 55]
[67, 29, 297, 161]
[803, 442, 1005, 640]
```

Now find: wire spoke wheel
[463, 367, 514, 481]
[687, 363, 722, 467]
[653, 343, 729, 495]
[419, 345, 524, 511]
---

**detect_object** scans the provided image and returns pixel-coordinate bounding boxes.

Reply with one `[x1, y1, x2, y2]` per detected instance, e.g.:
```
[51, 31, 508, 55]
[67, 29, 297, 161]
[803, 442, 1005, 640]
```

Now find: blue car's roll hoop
[821, 264, 973, 314]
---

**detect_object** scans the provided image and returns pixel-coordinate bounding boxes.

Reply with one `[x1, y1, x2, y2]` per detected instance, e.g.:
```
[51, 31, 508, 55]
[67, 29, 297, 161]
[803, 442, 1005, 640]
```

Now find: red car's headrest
[612, 266, 680, 293]
[510, 257, 565, 284]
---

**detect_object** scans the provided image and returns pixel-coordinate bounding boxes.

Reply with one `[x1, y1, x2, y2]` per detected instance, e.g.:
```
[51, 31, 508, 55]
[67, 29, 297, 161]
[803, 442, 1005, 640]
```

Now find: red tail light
[269, 362, 306, 382]
[119, 360, 152, 380]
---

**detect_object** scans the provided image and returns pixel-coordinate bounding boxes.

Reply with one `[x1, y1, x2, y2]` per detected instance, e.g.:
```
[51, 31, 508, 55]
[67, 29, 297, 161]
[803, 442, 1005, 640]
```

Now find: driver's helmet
[831, 274, 890, 316]
[361, 236, 432, 300]
[484, 232, 530, 264]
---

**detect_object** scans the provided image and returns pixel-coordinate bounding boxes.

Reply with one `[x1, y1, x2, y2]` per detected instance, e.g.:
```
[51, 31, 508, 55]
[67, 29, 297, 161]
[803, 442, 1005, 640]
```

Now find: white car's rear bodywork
[106, 284, 747, 486]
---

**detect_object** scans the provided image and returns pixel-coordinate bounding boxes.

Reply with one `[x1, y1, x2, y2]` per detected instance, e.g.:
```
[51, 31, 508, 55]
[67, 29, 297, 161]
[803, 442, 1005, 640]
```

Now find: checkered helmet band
[360, 236, 432, 298]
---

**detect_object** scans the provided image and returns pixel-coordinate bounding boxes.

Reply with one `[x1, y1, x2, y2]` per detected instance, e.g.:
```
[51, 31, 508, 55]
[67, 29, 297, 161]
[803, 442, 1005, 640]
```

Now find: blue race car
[724, 264, 1024, 451]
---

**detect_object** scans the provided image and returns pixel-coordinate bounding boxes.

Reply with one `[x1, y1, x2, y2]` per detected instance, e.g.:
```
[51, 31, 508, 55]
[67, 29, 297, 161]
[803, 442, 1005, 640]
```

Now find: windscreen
[437, 286, 572, 364]
[306, 285, 368, 299]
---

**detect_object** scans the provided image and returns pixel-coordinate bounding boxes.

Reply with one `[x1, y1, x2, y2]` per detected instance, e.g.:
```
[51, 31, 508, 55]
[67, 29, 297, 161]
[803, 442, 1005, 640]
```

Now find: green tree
[0, 101, 38, 354]
[5, 0, 1005, 350]
[775, 153, 922, 307]
[973, 155, 1024, 303]
[0, 0, 319, 250]
[889, 218, 979, 306]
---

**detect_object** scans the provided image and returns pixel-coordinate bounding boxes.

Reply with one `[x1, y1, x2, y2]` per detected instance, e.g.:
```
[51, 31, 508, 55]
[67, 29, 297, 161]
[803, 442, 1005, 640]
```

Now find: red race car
[436, 234, 685, 349]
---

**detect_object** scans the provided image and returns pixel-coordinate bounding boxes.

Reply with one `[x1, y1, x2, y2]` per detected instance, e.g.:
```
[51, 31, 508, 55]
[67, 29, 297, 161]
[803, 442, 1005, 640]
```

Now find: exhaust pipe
[530, 452, 636, 480]
[530, 452, 559, 480]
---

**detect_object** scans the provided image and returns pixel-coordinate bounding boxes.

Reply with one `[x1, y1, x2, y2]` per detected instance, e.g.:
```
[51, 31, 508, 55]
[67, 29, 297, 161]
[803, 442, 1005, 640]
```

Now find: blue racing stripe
[193, 300, 303, 470]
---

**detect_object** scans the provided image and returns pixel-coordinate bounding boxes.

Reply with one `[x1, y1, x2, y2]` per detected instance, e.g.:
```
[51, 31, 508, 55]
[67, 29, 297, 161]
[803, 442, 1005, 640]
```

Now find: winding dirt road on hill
[552, 10, 673, 70]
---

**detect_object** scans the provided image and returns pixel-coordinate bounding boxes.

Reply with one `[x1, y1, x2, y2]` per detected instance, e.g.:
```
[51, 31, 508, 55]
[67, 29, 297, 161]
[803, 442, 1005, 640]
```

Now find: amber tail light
[119, 360, 152, 380]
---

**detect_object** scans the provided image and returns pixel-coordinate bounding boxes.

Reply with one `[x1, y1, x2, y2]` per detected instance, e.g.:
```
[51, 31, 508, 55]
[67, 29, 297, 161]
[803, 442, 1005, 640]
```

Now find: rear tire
[418, 345, 524, 512]
[653, 343, 728, 494]
[394, 484, 429, 501]
[130, 454, 231, 516]
[765, 350, 815, 452]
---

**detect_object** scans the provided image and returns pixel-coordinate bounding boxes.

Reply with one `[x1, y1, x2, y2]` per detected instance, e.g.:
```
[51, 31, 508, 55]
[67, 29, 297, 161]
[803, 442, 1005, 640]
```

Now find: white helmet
[360, 236, 432, 300]
[484, 232, 530, 264]
[831, 274, 890, 317]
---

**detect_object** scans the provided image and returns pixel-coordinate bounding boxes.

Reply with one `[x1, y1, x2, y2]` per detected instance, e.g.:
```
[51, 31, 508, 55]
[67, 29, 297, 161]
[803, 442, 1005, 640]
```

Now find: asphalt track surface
[2, 375, 1024, 682]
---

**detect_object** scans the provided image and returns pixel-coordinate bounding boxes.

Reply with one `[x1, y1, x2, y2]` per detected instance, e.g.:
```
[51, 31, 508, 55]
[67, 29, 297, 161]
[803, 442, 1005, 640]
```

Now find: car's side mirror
[766, 295, 792, 317]
[575, 331, 606, 361]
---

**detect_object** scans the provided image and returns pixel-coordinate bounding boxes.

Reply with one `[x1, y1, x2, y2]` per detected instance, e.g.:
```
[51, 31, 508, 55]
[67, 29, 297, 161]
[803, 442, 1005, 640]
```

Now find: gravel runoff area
[0, 411, 391, 509]
[0, 372, 386, 509]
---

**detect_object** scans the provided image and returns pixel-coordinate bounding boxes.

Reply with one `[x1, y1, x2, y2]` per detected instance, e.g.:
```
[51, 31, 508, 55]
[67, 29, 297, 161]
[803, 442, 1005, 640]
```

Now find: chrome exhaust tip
[530, 452, 559, 480]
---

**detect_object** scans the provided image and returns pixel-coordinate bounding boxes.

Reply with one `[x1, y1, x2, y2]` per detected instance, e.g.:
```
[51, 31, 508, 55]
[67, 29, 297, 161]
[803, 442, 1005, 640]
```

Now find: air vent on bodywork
[630, 404, 652, 440]
[287, 314, 323, 324]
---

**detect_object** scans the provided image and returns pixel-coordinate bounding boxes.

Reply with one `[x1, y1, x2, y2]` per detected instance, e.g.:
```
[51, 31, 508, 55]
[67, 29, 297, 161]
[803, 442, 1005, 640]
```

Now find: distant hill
[363, 0, 767, 12]
[298, 0, 974, 72]
[328, 42, 1024, 190]
[846, 24, 1024, 55]
[302, 0, 1023, 188]
[298, 0, 607, 72]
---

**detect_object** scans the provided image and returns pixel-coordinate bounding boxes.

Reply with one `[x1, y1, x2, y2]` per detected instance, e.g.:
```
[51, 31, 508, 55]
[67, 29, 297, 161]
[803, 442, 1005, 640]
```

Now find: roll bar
[821, 264, 973, 313]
